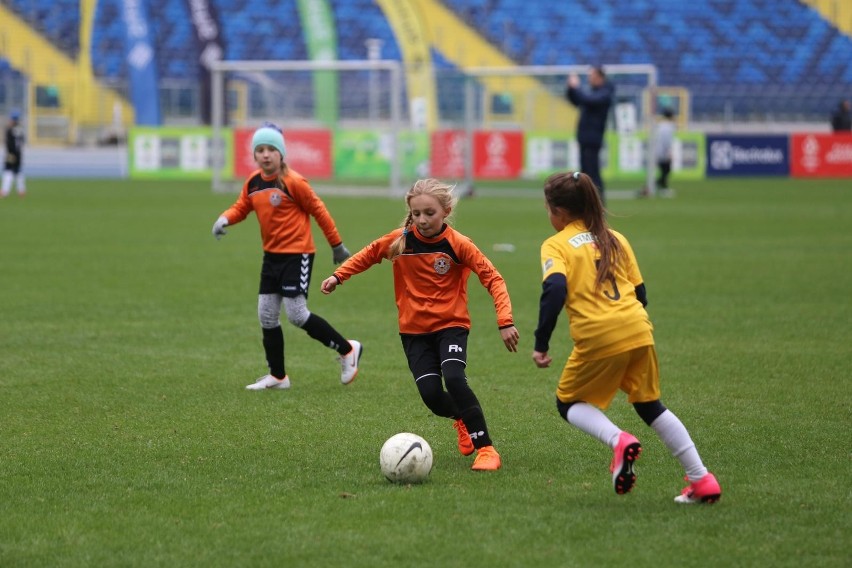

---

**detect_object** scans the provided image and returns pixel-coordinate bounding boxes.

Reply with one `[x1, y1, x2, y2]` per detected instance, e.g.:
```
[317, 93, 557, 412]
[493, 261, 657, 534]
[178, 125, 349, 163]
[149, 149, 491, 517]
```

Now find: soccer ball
[379, 432, 433, 484]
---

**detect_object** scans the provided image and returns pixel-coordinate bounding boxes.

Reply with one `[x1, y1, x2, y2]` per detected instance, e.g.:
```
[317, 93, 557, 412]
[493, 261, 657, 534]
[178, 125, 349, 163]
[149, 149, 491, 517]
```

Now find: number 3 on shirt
[594, 259, 621, 301]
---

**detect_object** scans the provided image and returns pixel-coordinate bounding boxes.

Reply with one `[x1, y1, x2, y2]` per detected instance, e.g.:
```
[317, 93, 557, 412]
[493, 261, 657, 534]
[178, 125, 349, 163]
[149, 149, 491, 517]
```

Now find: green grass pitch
[0, 177, 849, 567]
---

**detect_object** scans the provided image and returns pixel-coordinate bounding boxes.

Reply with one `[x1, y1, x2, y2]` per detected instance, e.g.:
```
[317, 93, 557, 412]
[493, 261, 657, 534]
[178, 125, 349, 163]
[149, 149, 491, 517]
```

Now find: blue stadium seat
[442, 0, 852, 117]
[9, 0, 848, 120]
[6, 0, 79, 56]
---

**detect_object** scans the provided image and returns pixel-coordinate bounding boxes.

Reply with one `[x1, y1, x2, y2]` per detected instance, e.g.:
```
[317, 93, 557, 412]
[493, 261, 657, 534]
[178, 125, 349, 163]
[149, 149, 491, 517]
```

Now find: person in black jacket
[2, 110, 26, 198]
[566, 66, 614, 201]
[831, 99, 851, 133]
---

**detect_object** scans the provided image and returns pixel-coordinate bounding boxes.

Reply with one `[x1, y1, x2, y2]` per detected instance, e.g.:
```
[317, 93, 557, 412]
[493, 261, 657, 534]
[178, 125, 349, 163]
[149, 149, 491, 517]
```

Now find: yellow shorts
[556, 345, 661, 410]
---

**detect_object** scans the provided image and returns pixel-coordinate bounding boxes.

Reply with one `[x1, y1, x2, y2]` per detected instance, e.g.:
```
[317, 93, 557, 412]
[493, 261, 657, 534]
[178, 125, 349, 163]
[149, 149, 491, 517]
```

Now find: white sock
[1, 171, 12, 196]
[566, 402, 622, 447]
[16, 173, 25, 194]
[650, 410, 708, 481]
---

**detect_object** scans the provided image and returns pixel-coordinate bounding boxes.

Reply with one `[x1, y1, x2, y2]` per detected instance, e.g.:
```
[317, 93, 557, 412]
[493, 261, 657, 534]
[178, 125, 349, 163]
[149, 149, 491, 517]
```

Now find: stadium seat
[7, 0, 849, 120]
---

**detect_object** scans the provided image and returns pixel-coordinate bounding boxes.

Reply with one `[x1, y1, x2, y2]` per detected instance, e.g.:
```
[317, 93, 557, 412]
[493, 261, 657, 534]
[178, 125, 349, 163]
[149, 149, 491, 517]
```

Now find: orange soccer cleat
[453, 419, 475, 456]
[471, 446, 502, 471]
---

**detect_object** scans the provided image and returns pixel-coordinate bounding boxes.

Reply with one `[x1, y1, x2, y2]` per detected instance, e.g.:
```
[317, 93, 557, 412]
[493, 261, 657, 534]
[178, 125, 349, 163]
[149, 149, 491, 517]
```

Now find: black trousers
[580, 144, 604, 199]
[657, 160, 672, 189]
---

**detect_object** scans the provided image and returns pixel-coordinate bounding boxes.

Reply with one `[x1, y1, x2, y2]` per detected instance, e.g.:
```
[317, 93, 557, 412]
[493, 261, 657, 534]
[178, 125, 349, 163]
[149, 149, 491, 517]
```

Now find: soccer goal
[209, 59, 404, 193]
[453, 64, 660, 196]
[209, 61, 659, 196]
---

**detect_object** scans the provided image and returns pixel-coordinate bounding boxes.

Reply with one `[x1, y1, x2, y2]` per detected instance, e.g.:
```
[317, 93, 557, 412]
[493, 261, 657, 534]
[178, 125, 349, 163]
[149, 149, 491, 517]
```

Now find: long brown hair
[543, 171, 623, 290]
[387, 178, 457, 261]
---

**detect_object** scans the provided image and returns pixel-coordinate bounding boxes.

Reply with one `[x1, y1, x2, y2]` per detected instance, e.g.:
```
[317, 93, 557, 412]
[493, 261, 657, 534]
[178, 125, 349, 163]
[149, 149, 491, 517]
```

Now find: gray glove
[212, 216, 229, 240]
[332, 243, 351, 264]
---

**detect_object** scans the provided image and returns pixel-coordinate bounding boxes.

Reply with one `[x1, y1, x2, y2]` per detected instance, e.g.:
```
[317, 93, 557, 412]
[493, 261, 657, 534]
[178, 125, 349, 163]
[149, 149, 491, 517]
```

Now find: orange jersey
[333, 225, 514, 334]
[220, 168, 342, 253]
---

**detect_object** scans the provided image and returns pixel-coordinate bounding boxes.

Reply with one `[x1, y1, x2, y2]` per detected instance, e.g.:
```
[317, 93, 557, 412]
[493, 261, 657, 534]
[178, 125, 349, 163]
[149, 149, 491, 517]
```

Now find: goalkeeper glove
[212, 216, 229, 240]
[332, 243, 351, 264]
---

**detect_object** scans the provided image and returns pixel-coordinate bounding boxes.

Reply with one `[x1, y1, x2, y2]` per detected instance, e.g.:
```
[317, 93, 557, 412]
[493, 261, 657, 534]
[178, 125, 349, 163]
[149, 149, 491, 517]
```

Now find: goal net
[439, 64, 659, 196]
[209, 59, 405, 193]
[209, 61, 659, 196]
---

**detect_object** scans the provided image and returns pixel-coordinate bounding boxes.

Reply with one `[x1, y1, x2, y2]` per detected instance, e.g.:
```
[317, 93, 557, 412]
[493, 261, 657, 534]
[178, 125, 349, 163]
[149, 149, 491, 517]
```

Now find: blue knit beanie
[251, 125, 286, 157]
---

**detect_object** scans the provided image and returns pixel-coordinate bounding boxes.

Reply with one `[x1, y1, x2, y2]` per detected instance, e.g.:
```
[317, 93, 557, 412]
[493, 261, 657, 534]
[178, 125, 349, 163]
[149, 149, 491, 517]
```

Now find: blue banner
[706, 135, 789, 176]
[122, 0, 161, 125]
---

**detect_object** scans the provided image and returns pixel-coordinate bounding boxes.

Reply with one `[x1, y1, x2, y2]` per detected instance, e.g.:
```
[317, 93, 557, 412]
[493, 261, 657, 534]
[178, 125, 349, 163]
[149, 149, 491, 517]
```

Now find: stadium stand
[332, 0, 400, 61]
[4, 0, 79, 57]
[440, 0, 852, 118]
[2, 0, 850, 122]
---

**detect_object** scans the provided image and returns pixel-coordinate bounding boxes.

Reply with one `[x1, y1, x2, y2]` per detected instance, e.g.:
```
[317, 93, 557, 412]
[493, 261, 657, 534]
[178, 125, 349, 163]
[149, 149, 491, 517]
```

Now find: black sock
[458, 405, 492, 449]
[444, 364, 493, 448]
[301, 313, 349, 354]
[261, 325, 286, 378]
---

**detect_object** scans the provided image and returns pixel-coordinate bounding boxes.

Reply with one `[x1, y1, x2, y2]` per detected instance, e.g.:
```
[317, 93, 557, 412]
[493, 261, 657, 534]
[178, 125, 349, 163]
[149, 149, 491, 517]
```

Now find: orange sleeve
[333, 230, 399, 282]
[220, 176, 254, 225]
[287, 171, 342, 247]
[456, 235, 515, 328]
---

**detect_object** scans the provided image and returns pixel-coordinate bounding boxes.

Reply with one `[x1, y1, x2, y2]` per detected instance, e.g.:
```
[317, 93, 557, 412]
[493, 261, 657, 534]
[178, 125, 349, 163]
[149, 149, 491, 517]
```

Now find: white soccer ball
[379, 432, 433, 484]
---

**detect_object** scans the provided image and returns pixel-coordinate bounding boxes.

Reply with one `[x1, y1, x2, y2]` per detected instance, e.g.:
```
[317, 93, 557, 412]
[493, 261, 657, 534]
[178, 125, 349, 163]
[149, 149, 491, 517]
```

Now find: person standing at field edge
[532, 171, 721, 503]
[655, 107, 676, 195]
[320, 178, 520, 471]
[830, 99, 851, 132]
[212, 122, 362, 390]
[566, 66, 613, 202]
[1, 109, 26, 198]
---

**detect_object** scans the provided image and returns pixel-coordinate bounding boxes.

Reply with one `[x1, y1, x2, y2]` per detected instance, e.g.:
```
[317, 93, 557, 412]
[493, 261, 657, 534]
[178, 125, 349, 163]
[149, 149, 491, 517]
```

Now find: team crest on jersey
[433, 255, 451, 275]
[269, 191, 282, 207]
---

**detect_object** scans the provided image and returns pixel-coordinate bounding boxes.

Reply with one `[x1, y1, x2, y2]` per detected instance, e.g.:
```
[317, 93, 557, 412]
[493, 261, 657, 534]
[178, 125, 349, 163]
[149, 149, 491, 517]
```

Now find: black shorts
[259, 252, 314, 298]
[400, 327, 469, 381]
[4, 158, 21, 174]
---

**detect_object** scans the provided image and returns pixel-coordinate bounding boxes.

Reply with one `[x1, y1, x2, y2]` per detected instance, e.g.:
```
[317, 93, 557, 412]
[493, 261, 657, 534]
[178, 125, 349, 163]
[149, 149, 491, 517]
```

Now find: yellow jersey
[540, 220, 653, 359]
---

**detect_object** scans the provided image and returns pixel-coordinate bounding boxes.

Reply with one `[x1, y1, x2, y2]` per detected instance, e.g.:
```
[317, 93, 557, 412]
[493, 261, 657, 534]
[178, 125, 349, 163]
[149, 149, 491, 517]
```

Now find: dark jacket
[4, 123, 24, 168]
[566, 82, 614, 147]
[831, 102, 851, 132]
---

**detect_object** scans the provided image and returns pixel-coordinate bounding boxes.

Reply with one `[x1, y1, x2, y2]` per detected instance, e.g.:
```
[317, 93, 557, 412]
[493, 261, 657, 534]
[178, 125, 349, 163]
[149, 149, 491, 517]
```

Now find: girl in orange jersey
[320, 178, 519, 471]
[532, 171, 721, 503]
[212, 123, 362, 390]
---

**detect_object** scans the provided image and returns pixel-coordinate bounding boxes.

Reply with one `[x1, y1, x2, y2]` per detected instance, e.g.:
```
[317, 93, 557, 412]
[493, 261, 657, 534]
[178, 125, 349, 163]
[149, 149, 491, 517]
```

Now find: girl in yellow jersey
[532, 171, 721, 503]
[321, 179, 519, 471]
[211, 123, 362, 390]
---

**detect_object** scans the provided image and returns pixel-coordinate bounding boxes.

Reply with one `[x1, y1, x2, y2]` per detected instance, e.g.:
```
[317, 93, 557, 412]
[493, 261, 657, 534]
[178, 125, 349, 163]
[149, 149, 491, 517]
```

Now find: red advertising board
[790, 133, 852, 177]
[429, 130, 466, 178]
[473, 130, 524, 178]
[233, 128, 255, 178]
[234, 128, 333, 179]
[429, 129, 524, 179]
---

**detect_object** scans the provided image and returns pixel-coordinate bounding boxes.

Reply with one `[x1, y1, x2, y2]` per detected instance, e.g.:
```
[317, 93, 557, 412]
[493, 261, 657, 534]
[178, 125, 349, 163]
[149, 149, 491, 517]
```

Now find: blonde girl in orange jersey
[320, 179, 519, 471]
[212, 123, 362, 390]
[533, 171, 721, 503]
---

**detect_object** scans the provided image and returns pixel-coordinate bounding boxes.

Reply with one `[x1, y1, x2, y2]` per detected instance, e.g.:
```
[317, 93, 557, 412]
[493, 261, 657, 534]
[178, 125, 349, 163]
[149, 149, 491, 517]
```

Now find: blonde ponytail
[387, 212, 413, 261]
